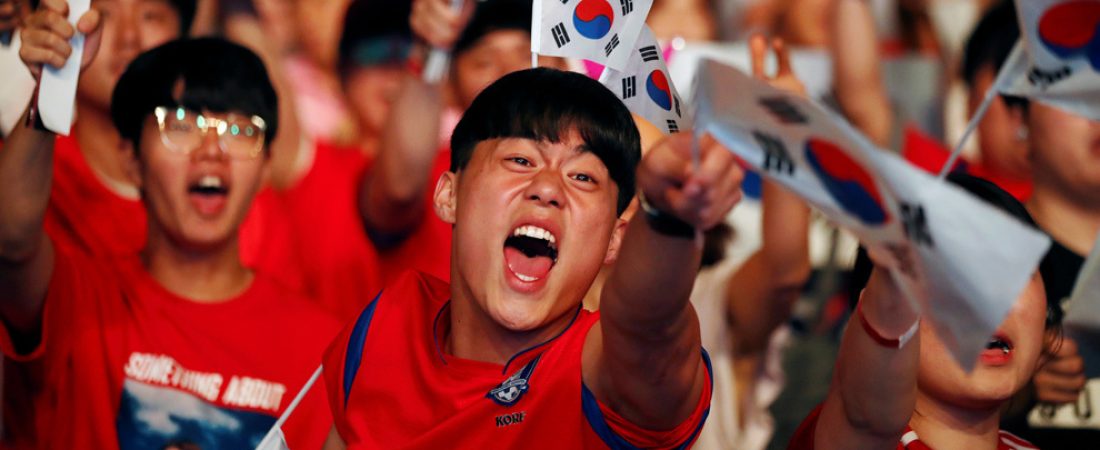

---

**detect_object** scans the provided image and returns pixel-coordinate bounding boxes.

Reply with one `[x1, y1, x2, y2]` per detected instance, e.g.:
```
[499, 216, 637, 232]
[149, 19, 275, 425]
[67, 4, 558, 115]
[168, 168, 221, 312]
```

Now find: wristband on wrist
[856, 300, 919, 349]
[637, 193, 696, 238]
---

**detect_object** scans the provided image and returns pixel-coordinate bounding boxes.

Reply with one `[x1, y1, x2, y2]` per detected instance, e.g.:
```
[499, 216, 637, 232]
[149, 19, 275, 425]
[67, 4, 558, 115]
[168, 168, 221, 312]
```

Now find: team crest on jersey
[487, 355, 542, 407]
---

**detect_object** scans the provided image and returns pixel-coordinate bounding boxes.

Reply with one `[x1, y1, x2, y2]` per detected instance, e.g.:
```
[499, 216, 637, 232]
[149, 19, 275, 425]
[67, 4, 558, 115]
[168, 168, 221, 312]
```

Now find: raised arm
[357, 0, 462, 243]
[727, 35, 813, 358]
[221, 1, 304, 189]
[812, 267, 920, 449]
[587, 133, 744, 429]
[1, 0, 100, 344]
[830, 0, 893, 148]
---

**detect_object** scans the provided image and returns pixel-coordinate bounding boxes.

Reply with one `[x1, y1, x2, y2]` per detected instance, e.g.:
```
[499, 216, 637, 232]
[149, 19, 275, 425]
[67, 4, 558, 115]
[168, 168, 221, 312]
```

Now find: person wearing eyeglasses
[0, 37, 338, 449]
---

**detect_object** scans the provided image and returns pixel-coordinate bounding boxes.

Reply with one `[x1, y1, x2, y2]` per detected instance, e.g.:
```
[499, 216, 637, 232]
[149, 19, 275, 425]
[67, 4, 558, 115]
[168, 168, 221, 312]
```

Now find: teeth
[198, 175, 223, 188]
[512, 225, 556, 245]
[515, 273, 538, 282]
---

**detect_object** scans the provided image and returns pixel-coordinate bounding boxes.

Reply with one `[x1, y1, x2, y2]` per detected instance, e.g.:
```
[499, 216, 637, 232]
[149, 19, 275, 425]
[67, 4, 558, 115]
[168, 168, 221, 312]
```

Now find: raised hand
[636, 132, 744, 231]
[18, 0, 101, 79]
[750, 33, 806, 97]
[409, 0, 473, 49]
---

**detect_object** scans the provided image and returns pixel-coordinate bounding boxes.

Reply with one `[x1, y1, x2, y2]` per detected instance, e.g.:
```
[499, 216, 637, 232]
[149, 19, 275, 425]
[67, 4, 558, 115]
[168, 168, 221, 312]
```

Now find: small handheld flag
[531, 0, 652, 71]
[255, 365, 323, 450]
[693, 58, 1051, 369]
[599, 26, 690, 135]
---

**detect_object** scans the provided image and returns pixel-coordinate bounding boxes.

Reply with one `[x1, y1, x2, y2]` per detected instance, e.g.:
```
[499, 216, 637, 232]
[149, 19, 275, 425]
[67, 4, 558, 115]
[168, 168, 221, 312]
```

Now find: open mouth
[985, 334, 1014, 355]
[503, 225, 558, 283]
[187, 174, 229, 216]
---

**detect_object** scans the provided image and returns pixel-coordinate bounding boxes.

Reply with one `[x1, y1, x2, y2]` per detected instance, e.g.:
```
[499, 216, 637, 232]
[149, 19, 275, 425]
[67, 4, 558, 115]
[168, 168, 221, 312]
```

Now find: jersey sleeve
[582, 349, 715, 449]
[0, 243, 107, 361]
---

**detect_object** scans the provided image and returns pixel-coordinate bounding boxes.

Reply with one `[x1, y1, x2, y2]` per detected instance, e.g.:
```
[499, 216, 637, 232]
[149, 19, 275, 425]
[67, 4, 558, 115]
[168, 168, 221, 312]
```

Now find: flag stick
[937, 41, 1025, 180]
[691, 127, 702, 171]
[532, 52, 538, 69]
[423, 0, 466, 84]
[256, 365, 323, 449]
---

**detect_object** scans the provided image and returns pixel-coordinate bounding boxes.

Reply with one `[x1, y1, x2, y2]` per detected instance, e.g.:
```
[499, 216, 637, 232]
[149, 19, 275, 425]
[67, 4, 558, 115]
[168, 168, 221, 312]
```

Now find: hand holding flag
[636, 132, 744, 231]
[693, 58, 1051, 368]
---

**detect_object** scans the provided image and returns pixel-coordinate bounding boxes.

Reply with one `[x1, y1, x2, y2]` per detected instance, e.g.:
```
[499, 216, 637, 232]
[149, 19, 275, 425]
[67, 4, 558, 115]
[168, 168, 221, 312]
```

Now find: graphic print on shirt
[115, 352, 287, 449]
[486, 355, 542, 407]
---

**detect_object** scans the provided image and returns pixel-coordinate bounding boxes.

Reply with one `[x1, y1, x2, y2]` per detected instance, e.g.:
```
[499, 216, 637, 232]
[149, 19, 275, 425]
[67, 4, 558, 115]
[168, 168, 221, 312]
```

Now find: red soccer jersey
[323, 271, 713, 449]
[376, 150, 453, 284]
[270, 141, 384, 320]
[0, 247, 339, 450]
[788, 404, 1039, 450]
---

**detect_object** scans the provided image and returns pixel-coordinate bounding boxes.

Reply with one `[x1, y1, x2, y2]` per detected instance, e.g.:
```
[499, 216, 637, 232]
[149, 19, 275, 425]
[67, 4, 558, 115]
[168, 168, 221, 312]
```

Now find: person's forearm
[823, 269, 919, 446]
[0, 110, 55, 263]
[360, 77, 443, 235]
[831, 0, 892, 148]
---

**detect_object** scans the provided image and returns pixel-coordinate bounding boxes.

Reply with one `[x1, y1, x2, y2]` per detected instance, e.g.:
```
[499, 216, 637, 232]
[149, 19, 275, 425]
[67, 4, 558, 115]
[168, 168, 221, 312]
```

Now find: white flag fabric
[37, 0, 90, 135]
[531, 0, 652, 71]
[693, 58, 1051, 368]
[997, 0, 1100, 120]
[1062, 232, 1100, 331]
[255, 428, 290, 450]
[598, 26, 690, 135]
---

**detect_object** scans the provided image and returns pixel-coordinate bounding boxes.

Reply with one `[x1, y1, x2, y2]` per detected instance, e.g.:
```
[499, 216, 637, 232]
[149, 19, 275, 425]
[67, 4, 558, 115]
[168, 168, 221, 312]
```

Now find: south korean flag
[531, 0, 652, 71]
[599, 26, 690, 135]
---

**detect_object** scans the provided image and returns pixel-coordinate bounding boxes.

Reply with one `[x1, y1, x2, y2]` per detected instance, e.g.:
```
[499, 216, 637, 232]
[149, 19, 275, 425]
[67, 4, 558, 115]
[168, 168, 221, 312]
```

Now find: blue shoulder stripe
[343, 291, 382, 407]
[581, 348, 714, 450]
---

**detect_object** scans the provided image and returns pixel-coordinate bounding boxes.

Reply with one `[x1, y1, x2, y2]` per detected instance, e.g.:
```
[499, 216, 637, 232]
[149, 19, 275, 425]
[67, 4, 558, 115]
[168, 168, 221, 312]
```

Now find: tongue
[504, 246, 553, 281]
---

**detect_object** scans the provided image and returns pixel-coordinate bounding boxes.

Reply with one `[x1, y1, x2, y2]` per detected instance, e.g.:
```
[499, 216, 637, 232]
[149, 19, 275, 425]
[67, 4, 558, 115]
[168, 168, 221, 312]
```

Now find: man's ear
[602, 218, 628, 265]
[433, 171, 458, 224]
[121, 140, 143, 190]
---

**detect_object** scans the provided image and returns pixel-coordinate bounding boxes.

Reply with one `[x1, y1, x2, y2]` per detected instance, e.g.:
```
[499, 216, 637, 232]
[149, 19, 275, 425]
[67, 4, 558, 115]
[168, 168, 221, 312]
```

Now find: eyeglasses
[153, 106, 267, 160]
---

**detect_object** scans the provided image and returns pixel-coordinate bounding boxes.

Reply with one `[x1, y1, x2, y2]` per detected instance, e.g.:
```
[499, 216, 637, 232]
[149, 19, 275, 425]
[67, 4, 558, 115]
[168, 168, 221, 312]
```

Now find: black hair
[450, 68, 641, 215]
[961, 0, 1029, 109]
[168, 0, 197, 36]
[337, 0, 413, 77]
[847, 172, 1061, 330]
[110, 37, 279, 151]
[453, 0, 531, 57]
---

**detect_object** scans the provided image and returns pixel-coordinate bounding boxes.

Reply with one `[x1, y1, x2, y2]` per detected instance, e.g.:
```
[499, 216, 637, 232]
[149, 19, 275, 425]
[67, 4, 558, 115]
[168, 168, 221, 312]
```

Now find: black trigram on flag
[639, 45, 659, 62]
[901, 202, 935, 247]
[604, 34, 620, 56]
[620, 0, 633, 15]
[673, 96, 681, 118]
[667, 120, 680, 133]
[753, 130, 795, 175]
[622, 76, 637, 99]
[552, 23, 570, 48]
[759, 97, 808, 125]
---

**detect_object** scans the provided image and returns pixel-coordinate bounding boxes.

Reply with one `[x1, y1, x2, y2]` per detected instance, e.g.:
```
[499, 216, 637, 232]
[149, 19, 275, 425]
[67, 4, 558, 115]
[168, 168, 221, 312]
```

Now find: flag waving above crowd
[995, 0, 1100, 120]
[693, 58, 1051, 369]
[598, 26, 690, 135]
[531, 0, 652, 71]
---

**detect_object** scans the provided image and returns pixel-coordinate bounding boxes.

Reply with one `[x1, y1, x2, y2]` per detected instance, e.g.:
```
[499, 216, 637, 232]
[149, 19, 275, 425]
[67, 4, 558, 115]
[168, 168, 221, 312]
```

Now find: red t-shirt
[270, 141, 384, 321]
[323, 271, 713, 449]
[788, 404, 1038, 449]
[376, 150, 453, 284]
[0, 247, 340, 450]
[901, 127, 1033, 201]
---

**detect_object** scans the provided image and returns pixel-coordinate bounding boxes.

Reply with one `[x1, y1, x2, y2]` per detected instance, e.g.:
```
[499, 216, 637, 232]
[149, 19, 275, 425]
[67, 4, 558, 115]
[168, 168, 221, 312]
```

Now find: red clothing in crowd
[323, 271, 713, 449]
[788, 404, 1038, 450]
[376, 150, 453, 284]
[901, 127, 1033, 201]
[0, 247, 339, 450]
[272, 141, 384, 320]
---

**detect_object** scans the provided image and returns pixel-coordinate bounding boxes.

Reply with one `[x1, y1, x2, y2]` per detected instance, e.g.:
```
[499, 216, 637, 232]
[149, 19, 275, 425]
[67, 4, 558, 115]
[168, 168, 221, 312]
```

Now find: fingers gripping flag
[531, 0, 652, 71]
[997, 0, 1100, 120]
[693, 59, 1051, 369]
[599, 26, 690, 135]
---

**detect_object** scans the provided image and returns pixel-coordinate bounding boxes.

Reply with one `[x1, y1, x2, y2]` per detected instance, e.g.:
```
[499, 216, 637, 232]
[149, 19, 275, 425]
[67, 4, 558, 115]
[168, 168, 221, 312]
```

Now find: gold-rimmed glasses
[153, 106, 267, 160]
